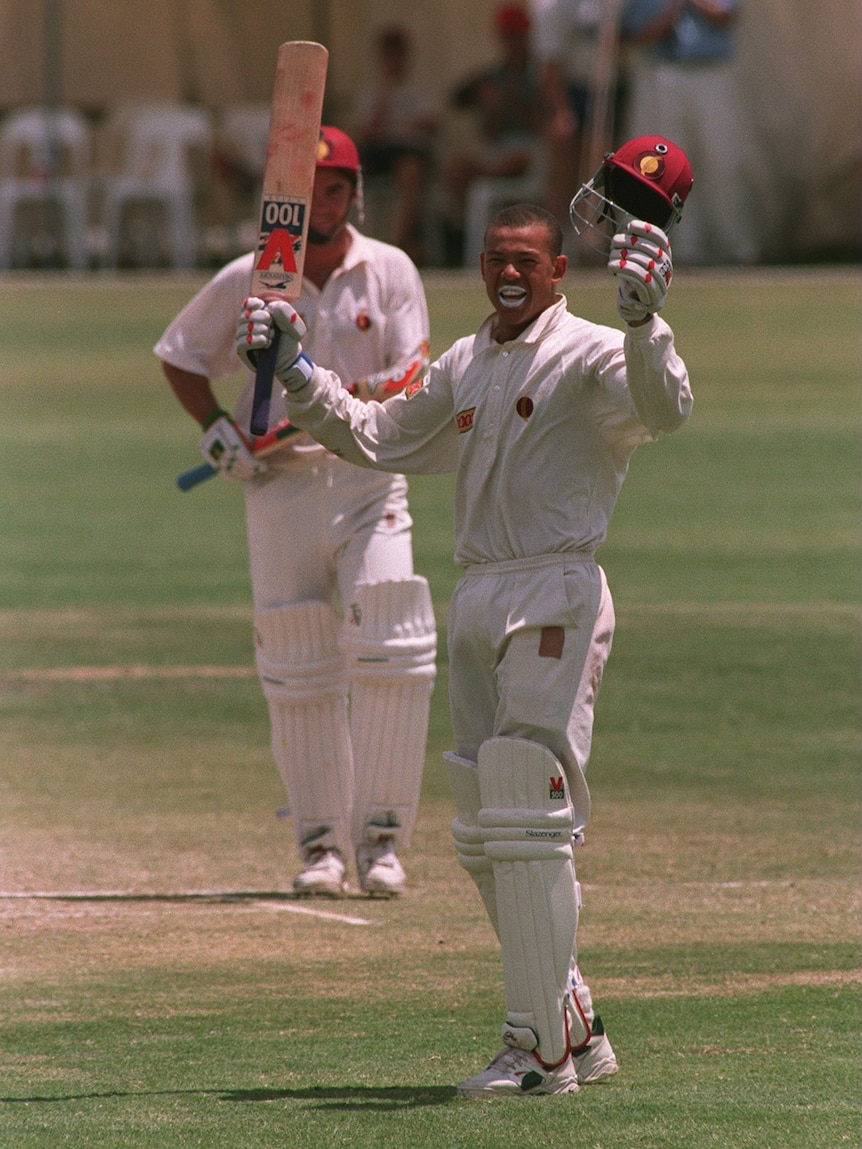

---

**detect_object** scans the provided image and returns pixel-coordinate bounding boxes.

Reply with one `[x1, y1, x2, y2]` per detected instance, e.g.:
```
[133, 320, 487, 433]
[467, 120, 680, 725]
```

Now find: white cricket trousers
[243, 457, 414, 608]
[446, 554, 615, 832]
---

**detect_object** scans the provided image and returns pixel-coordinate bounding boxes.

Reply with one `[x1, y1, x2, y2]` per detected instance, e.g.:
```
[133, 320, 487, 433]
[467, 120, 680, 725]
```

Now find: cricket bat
[176, 353, 428, 492]
[249, 40, 328, 436]
[176, 418, 302, 491]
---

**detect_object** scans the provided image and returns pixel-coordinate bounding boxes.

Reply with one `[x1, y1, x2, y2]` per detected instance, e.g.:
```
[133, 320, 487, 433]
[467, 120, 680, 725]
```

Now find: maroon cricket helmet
[569, 135, 693, 252]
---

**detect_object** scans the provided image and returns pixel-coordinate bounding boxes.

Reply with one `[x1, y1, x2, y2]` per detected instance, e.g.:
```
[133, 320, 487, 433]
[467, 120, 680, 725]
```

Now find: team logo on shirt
[456, 407, 475, 433]
[356, 312, 372, 331]
[516, 396, 534, 420]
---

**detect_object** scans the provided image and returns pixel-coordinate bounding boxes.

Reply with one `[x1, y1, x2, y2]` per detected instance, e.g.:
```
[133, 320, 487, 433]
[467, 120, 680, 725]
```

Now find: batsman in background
[156, 126, 436, 898]
[236, 136, 693, 1096]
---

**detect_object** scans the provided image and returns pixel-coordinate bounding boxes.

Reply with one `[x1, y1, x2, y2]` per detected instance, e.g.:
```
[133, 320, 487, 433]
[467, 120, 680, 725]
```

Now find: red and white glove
[608, 221, 673, 324]
[198, 411, 267, 482]
[235, 297, 313, 390]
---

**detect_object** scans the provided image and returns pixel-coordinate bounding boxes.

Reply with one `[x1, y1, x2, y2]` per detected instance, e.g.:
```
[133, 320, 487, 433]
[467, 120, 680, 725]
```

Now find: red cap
[495, 4, 530, 34]
[316, 126, 361, 174]
[607, 136, 693, 213]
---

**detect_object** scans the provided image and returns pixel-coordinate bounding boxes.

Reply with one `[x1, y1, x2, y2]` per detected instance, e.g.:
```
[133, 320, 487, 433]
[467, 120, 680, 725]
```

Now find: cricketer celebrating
[236, 136, 693, 1096]
[156, 127, 436, 899]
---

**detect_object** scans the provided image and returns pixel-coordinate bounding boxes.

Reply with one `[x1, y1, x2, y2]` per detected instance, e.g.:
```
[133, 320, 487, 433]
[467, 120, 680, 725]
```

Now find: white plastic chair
[218, 104, 270, 185]
[0, 107, 91, 269]
[462, 140, 547, 267]
[214, 104, 271, 251]
[98, 104, 213, 269]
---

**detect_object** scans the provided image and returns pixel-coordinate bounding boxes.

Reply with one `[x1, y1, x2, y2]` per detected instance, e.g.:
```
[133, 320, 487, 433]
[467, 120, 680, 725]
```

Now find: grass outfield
[0, 268, 859, 1147]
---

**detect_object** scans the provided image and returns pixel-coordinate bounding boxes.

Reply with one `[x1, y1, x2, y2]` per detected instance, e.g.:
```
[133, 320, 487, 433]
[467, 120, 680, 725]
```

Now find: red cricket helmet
[316, 125, 361, 174]
[315, 125, 364, 221]
[569, 135, 693, 252]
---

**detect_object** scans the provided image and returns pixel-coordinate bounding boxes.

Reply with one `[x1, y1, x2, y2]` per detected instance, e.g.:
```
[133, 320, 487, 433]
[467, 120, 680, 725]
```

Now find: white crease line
[254, 902, 372, 926]
[0, 890, 373, 926]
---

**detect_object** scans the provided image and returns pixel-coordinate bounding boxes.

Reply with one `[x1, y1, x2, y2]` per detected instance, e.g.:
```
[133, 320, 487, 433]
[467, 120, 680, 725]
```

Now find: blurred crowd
[0, 2, 768, 271]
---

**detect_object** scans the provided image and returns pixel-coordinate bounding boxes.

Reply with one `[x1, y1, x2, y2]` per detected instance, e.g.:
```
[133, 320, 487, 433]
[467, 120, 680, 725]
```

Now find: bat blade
[250, 40, 328, 435]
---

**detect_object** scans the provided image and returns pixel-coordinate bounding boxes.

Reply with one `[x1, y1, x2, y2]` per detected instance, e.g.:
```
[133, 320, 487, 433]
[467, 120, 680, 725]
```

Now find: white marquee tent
[0, 0, 858, 262]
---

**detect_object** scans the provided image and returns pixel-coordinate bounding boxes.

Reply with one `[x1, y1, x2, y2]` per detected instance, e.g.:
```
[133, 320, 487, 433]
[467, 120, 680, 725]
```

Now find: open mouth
[498, 285, 527, 309]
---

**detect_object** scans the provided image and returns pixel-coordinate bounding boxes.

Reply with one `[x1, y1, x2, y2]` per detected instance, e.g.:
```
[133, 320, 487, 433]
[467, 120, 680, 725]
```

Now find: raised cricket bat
[249, 40, 328, 436]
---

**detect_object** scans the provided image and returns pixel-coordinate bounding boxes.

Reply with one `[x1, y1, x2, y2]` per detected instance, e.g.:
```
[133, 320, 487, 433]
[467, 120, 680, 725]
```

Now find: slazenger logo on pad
[549, 775, 565, 800]
[457, 407, 475, 433]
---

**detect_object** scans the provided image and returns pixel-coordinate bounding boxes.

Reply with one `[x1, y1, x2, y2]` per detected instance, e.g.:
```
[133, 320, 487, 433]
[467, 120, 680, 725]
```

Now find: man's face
[308, 168, 356, 245]
[480, 222, 566, 338]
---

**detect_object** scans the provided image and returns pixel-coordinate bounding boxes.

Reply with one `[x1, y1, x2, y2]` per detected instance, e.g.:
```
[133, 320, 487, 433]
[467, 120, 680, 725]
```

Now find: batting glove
[235, 297, 314, 391]
[608, 221, 673, 324]
[198, 411, 267, 482]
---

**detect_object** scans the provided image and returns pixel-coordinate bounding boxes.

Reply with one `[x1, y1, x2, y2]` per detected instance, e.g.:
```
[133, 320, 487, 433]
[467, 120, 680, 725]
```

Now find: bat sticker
[254, 196, 308, 290]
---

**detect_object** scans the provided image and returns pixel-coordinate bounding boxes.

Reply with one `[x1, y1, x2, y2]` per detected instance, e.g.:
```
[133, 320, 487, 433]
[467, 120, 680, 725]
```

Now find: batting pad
[343, 577, 436, 849]
[443, 751, 499, 937]
[478, 737, 579, 1067]
[255, 601, 353, 859]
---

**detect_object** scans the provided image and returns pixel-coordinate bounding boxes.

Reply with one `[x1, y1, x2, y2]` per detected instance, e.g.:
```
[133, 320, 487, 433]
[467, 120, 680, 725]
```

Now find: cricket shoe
[356, 837, 406, 897]
[457, 1046, 580, 1098]
[292, 847, 347, 897]
[572, 1016, 619, 1084]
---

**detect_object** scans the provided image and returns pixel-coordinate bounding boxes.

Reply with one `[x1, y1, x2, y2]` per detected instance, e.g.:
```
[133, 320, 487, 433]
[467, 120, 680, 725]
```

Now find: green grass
[0, 269, 859, 1147]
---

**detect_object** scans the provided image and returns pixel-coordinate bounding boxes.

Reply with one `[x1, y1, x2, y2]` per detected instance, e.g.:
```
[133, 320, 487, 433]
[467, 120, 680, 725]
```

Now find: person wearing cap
[235, 138, 693, 1095]
[155, 126, 437, 899]
[440, 3, 542, 261]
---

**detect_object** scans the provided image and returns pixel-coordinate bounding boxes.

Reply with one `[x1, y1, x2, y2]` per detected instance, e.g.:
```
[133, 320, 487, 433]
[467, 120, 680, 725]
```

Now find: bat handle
[177, 462, 217, 491]
[250, 331, 280, 436]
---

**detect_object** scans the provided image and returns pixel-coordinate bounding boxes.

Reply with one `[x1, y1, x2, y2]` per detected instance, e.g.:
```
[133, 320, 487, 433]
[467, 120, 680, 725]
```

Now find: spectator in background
[352, 26, 439, 263]
[529, 0, 649, 241]
[528, 0, 603, 232]
[439, 4, 542, 262]
[623, 0, 760, 264]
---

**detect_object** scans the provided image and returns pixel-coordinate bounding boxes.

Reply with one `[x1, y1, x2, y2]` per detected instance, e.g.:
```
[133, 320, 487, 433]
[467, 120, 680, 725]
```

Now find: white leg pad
[255, 601, 353, 859]
[343, 577, 436, 848]
[443, 751, 499, 937]
[568, 960, 595, 1051]
[478, 736, 579, 1068]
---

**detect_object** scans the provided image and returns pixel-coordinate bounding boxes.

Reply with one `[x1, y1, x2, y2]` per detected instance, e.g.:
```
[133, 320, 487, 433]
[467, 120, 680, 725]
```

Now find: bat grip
[177, 462, 217, 491]
[250, 331, 280, 436]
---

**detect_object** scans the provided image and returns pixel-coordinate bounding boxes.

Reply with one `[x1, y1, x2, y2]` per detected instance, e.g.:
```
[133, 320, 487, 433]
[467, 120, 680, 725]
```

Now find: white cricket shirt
[285, 295, 692, 565]
[154, 225, 429, 470]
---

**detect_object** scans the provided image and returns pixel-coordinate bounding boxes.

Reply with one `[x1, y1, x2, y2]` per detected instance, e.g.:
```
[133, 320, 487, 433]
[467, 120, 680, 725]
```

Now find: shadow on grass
[221, 1086, 459, 1109]
[1, 1085, 459, 1110]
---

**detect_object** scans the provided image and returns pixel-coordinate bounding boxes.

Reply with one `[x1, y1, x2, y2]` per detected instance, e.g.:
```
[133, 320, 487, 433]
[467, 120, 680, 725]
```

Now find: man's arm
[623, 316, 692, 435]
[162, 359, 265, 482]
[236, 299, 458, 473]
[162, 362, 222, 427]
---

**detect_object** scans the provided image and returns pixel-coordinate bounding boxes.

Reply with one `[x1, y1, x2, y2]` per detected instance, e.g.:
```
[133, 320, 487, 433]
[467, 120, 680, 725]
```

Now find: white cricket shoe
[356, 837, 406, 896]
[572, 1016, 620, 1084]
[292, 848, 347, 897]
[457, 1046, 580, 1098]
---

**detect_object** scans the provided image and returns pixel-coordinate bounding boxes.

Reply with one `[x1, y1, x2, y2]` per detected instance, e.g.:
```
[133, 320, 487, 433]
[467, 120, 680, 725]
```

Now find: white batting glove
[608, 221, 673, 324]
[198, 412, 267, 482]
[235, 297, 313, 391]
